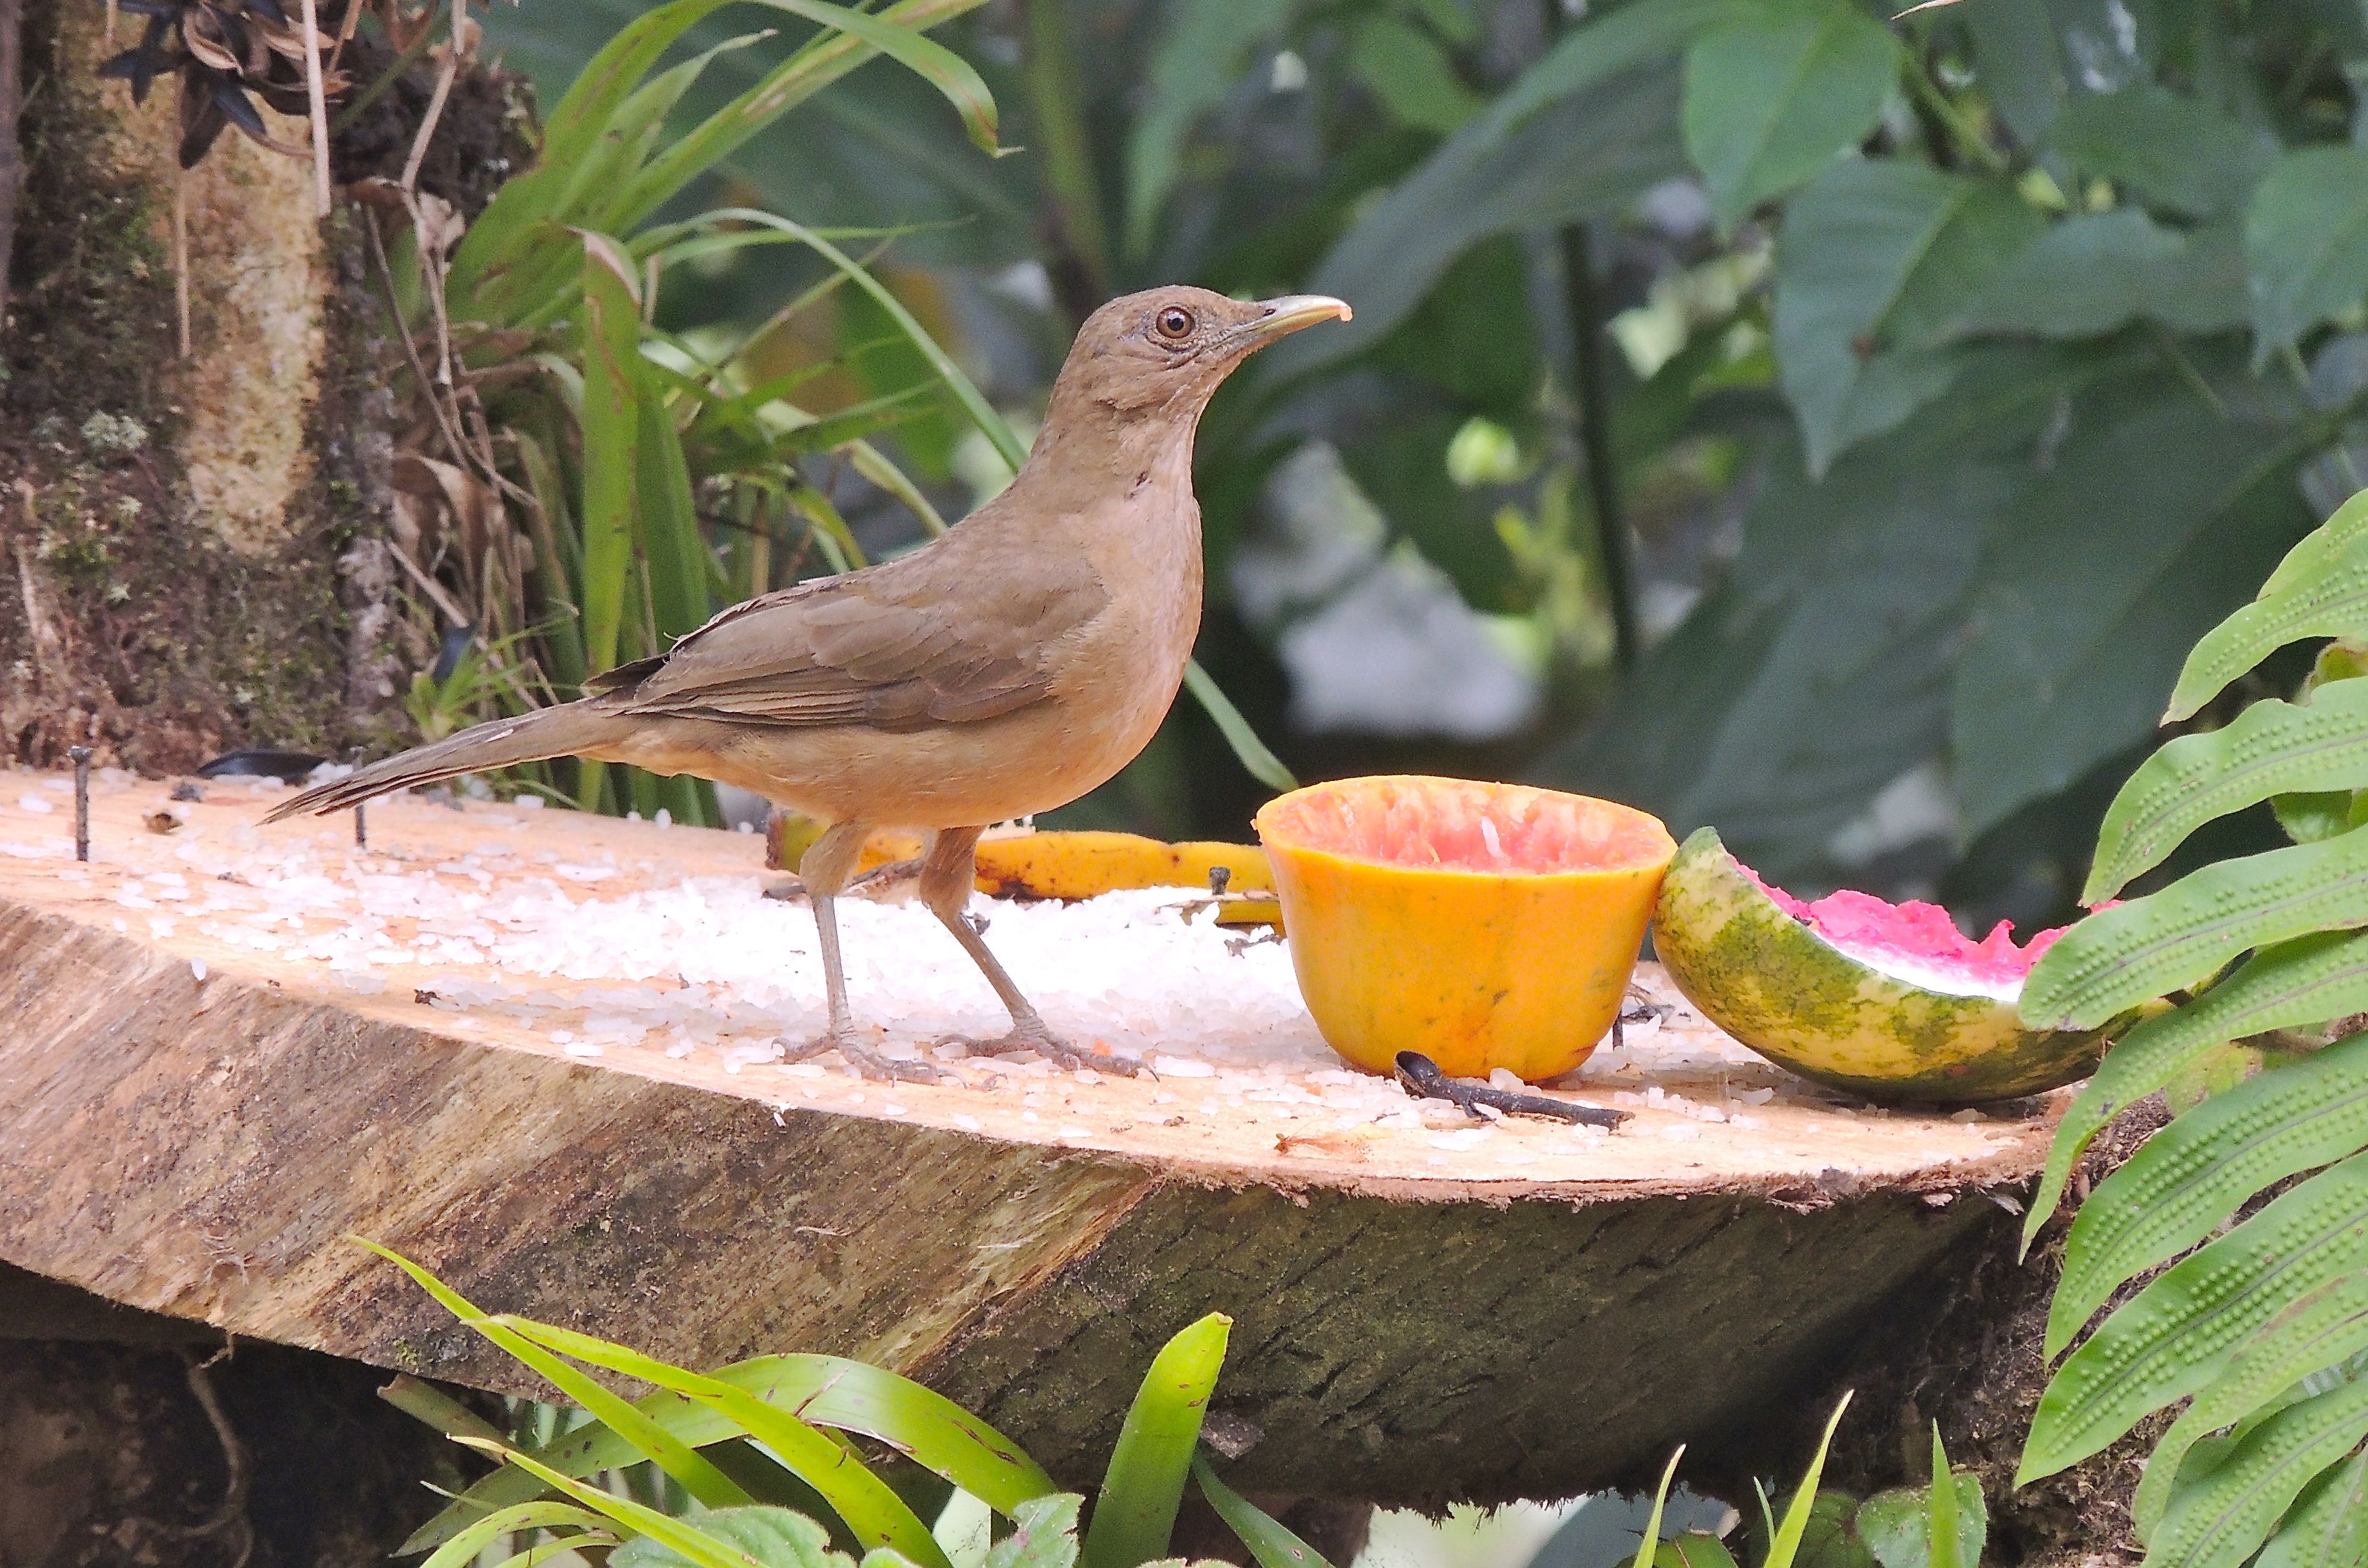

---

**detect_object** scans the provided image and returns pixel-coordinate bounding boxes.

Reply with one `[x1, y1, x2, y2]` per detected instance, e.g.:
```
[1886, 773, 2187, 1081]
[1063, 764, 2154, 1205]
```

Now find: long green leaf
[420, 1502, 619, 1568]
[576, 232, 643, 681]
[453, 1437, 758, 1568]
[2166, 532, 2368, 723]
[1926, 1427, 1960, 1568]
[2252, 1446, 2368, 1568]
[2025, 930, 2368, 1249]
[2144, 1372, 2368, 1568]
[2261, 490, 2368, 603]
[2049, 1033, 2368, 1358]
[752, 0, 997, 154]
[2133, 1271, 2368, 1537]
[1191, 1454, 1332, 1568]
[1765, 1393, 1853, 1568]
[2086, 680, 2368, 903]
[448, 0, 739, 302]
[494, 1315, 950, 1568]
[2020, 1152, 2368, 1483]
[405, 1352, 1054, 1553]
[355, 1240, 750, 1509]
[1181, 663, 1295, 792]
[2023, 827, 2368, 1031]
[1632, 1446, 1686, 1568]
[1082, 1314, 1231, 1568]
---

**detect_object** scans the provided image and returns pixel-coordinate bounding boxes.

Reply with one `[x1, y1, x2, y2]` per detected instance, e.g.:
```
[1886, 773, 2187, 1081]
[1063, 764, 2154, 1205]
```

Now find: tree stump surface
[0, 770, 2062, 1505]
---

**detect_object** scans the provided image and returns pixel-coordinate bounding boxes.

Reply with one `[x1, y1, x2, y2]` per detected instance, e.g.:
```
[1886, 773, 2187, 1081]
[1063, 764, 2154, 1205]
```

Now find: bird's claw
[784, 1027, 941, 1084]
[933, 1021, 1140, 1077]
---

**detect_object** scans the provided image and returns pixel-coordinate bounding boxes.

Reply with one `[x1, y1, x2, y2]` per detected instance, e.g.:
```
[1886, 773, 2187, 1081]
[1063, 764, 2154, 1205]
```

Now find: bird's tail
[260, 703, 629, 823]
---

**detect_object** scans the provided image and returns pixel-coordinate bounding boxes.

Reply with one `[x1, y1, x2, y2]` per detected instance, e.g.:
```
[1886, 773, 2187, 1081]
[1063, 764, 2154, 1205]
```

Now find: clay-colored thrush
[266, 286, 1350, 1079]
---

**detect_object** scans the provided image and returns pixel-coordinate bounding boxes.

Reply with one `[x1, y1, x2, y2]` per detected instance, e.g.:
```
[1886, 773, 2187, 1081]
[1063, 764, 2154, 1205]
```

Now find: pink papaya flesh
[1652, 828, 2110, 1104]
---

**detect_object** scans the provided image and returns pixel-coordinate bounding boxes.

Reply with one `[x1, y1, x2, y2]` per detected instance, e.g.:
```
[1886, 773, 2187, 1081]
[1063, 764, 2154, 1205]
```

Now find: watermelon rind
[1652, 827, 2109, 1103]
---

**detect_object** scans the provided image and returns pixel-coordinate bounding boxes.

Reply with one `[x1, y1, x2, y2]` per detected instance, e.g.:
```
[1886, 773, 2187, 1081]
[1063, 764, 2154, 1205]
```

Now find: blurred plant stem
[1018, 0, 1111, 316]
[1561, 221, 1637, 671]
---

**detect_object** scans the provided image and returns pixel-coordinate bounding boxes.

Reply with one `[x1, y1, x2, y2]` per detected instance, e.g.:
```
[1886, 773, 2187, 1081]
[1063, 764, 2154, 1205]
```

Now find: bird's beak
[1233, 294, 1353, 346]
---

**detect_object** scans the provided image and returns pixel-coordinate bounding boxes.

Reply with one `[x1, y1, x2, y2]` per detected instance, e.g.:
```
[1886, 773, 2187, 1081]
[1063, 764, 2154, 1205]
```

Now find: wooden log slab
[0, 768, 2060, 1505]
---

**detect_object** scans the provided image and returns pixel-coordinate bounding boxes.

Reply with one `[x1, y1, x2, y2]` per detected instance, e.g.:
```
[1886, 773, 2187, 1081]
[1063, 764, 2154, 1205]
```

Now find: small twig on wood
[1394, 1051, 1628, 1129]
[0, 0, 24, 339]
[174, 168, 192, 358]
[398, 0, 465, 194]
[301, 0, 331, 214]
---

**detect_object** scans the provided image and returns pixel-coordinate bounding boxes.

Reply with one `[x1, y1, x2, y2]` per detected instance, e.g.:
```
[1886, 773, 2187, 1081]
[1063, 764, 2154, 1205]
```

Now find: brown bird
[265, 286, 1350, 1081]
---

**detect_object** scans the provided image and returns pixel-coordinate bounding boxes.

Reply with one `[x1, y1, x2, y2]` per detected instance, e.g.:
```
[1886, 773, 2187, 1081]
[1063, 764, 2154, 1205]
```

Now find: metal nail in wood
[66, 747, 91, 862]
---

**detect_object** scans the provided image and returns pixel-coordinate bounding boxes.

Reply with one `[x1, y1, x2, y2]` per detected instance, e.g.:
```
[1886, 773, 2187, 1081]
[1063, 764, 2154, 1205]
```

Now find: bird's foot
[934, 1018, 1140, 1077]
[761, 877, 804, 903]
[784, 1026, 941, 1085]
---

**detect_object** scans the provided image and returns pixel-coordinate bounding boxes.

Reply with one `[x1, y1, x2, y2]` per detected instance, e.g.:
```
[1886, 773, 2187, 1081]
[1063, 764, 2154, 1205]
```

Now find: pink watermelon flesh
[1737, 866, 2071, 1002]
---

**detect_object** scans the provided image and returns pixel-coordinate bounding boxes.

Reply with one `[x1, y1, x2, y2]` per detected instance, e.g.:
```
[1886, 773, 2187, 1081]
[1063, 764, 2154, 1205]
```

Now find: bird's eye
[1155, 305, 1196, 340]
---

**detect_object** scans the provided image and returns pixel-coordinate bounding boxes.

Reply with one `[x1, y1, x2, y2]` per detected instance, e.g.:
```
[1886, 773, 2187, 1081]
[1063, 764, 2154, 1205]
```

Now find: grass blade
[2049, 1032, 2368, 1358]
[1191, 1452, 1332, 1568]
[452, 1437, 757, 1568]
[1182, 662, 1295, 792]
[355, 1239, 749, 1508]
[2166, 532, 2368, 723]
[1082, 1314, 1232, 1568]
[420, 1502, 619, 1568]
[1926, 1427, 1960, 1568]
[2023, 929, 2368, 1252]
[1631, 1445, 1685, 1568]
[748, 0, 998, 153]
[494, 1315, 951, 1567]
[1764, 1393, 1852, 1568]
[2021, 1153, 2368, 1483]
[405, 1351, 1056, 1554]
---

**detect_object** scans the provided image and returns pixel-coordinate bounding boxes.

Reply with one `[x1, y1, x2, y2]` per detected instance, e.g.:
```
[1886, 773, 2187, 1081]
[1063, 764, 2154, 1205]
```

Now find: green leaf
[2276, 791, 2367, 846]
[456, 1438, 763, 1568]
[1949, 393, 2310, 837]
[1191, 1454, 1332, 1568]
[1121, 0, 1293, 257]
[1633, 1446, 1687, 1568]
[1082, 1314, 1231, 1568]
[1765, 1395, 1854, 1568]
[1655, 1533, 1743, 1568]
[2252, 1446, 2368, 1568]
[1180, 663, 1294, 792]
[1680, 0, 1900, 231]
[2132, 1271, 2368, 1537]
[1349, 16, 1485, 134]
[2084, 682, 2368, 903]
[613, 1506, 850, 1568]
[987, 1495, 1084, 1568]
[576, 231, 644, 681]
[748, 0, 999, 156]
[2020, 1151, 2368, 1482]
[1958, 0, 2062, 148]
[2144, 1372, 2368, 1568]
[1272, 59, 1688, 379]
[2247, 147, 2368, 362]
[2023, 929, 2368, 1249]
[1773, 1492, 1874, 1568]
[2039, 81, 2277, 223]
[1955, 211, 2247, 339]
[493, 1316, 951, 1568]
[2260, 490, 2368, 603]
[1772, 161, 2044, 473]
[357, 1240, 750, 1509]
[2167, 533, 2368, 724]
[1925, 1428, 1963, 1568]
[407, 1350, 1054, 1555]
[2022, 827, 2368, 1030]
[1491, 0, 1740, 126]
[1851, 1449, 1982, 1568]
[2050, 1033, 2368, 1360]
[420, 1502, 621, 1568]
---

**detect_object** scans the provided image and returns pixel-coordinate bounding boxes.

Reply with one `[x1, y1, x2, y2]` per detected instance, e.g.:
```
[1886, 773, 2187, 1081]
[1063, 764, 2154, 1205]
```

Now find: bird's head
[1049, 286, 1351, 423]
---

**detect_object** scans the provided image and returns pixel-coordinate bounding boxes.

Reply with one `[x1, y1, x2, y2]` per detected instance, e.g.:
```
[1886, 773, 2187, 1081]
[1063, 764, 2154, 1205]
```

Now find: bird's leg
[780, 820, 938, 1084]
[920, 826, 1139, 1077]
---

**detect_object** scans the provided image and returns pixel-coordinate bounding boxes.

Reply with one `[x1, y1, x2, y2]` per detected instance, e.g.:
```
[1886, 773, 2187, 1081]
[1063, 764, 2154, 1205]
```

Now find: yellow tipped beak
[1239, 294, 1353, 343]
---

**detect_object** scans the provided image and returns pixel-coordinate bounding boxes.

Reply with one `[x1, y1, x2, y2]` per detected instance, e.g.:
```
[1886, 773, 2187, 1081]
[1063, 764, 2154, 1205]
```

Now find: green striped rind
[1652, 828, 2106, 1103]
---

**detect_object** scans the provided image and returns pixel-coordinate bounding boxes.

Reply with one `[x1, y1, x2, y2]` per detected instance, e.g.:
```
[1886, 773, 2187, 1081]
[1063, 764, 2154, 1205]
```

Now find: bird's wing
[591, 550, 1108, 731]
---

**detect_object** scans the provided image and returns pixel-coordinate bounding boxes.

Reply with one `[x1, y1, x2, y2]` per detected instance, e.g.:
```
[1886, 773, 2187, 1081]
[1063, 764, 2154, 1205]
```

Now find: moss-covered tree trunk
[1, 0, 522, 774]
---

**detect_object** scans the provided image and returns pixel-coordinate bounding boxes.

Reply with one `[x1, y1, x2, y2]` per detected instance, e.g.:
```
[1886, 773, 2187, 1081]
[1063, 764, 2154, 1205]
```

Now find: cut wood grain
[0, 770, 2063, 1503]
